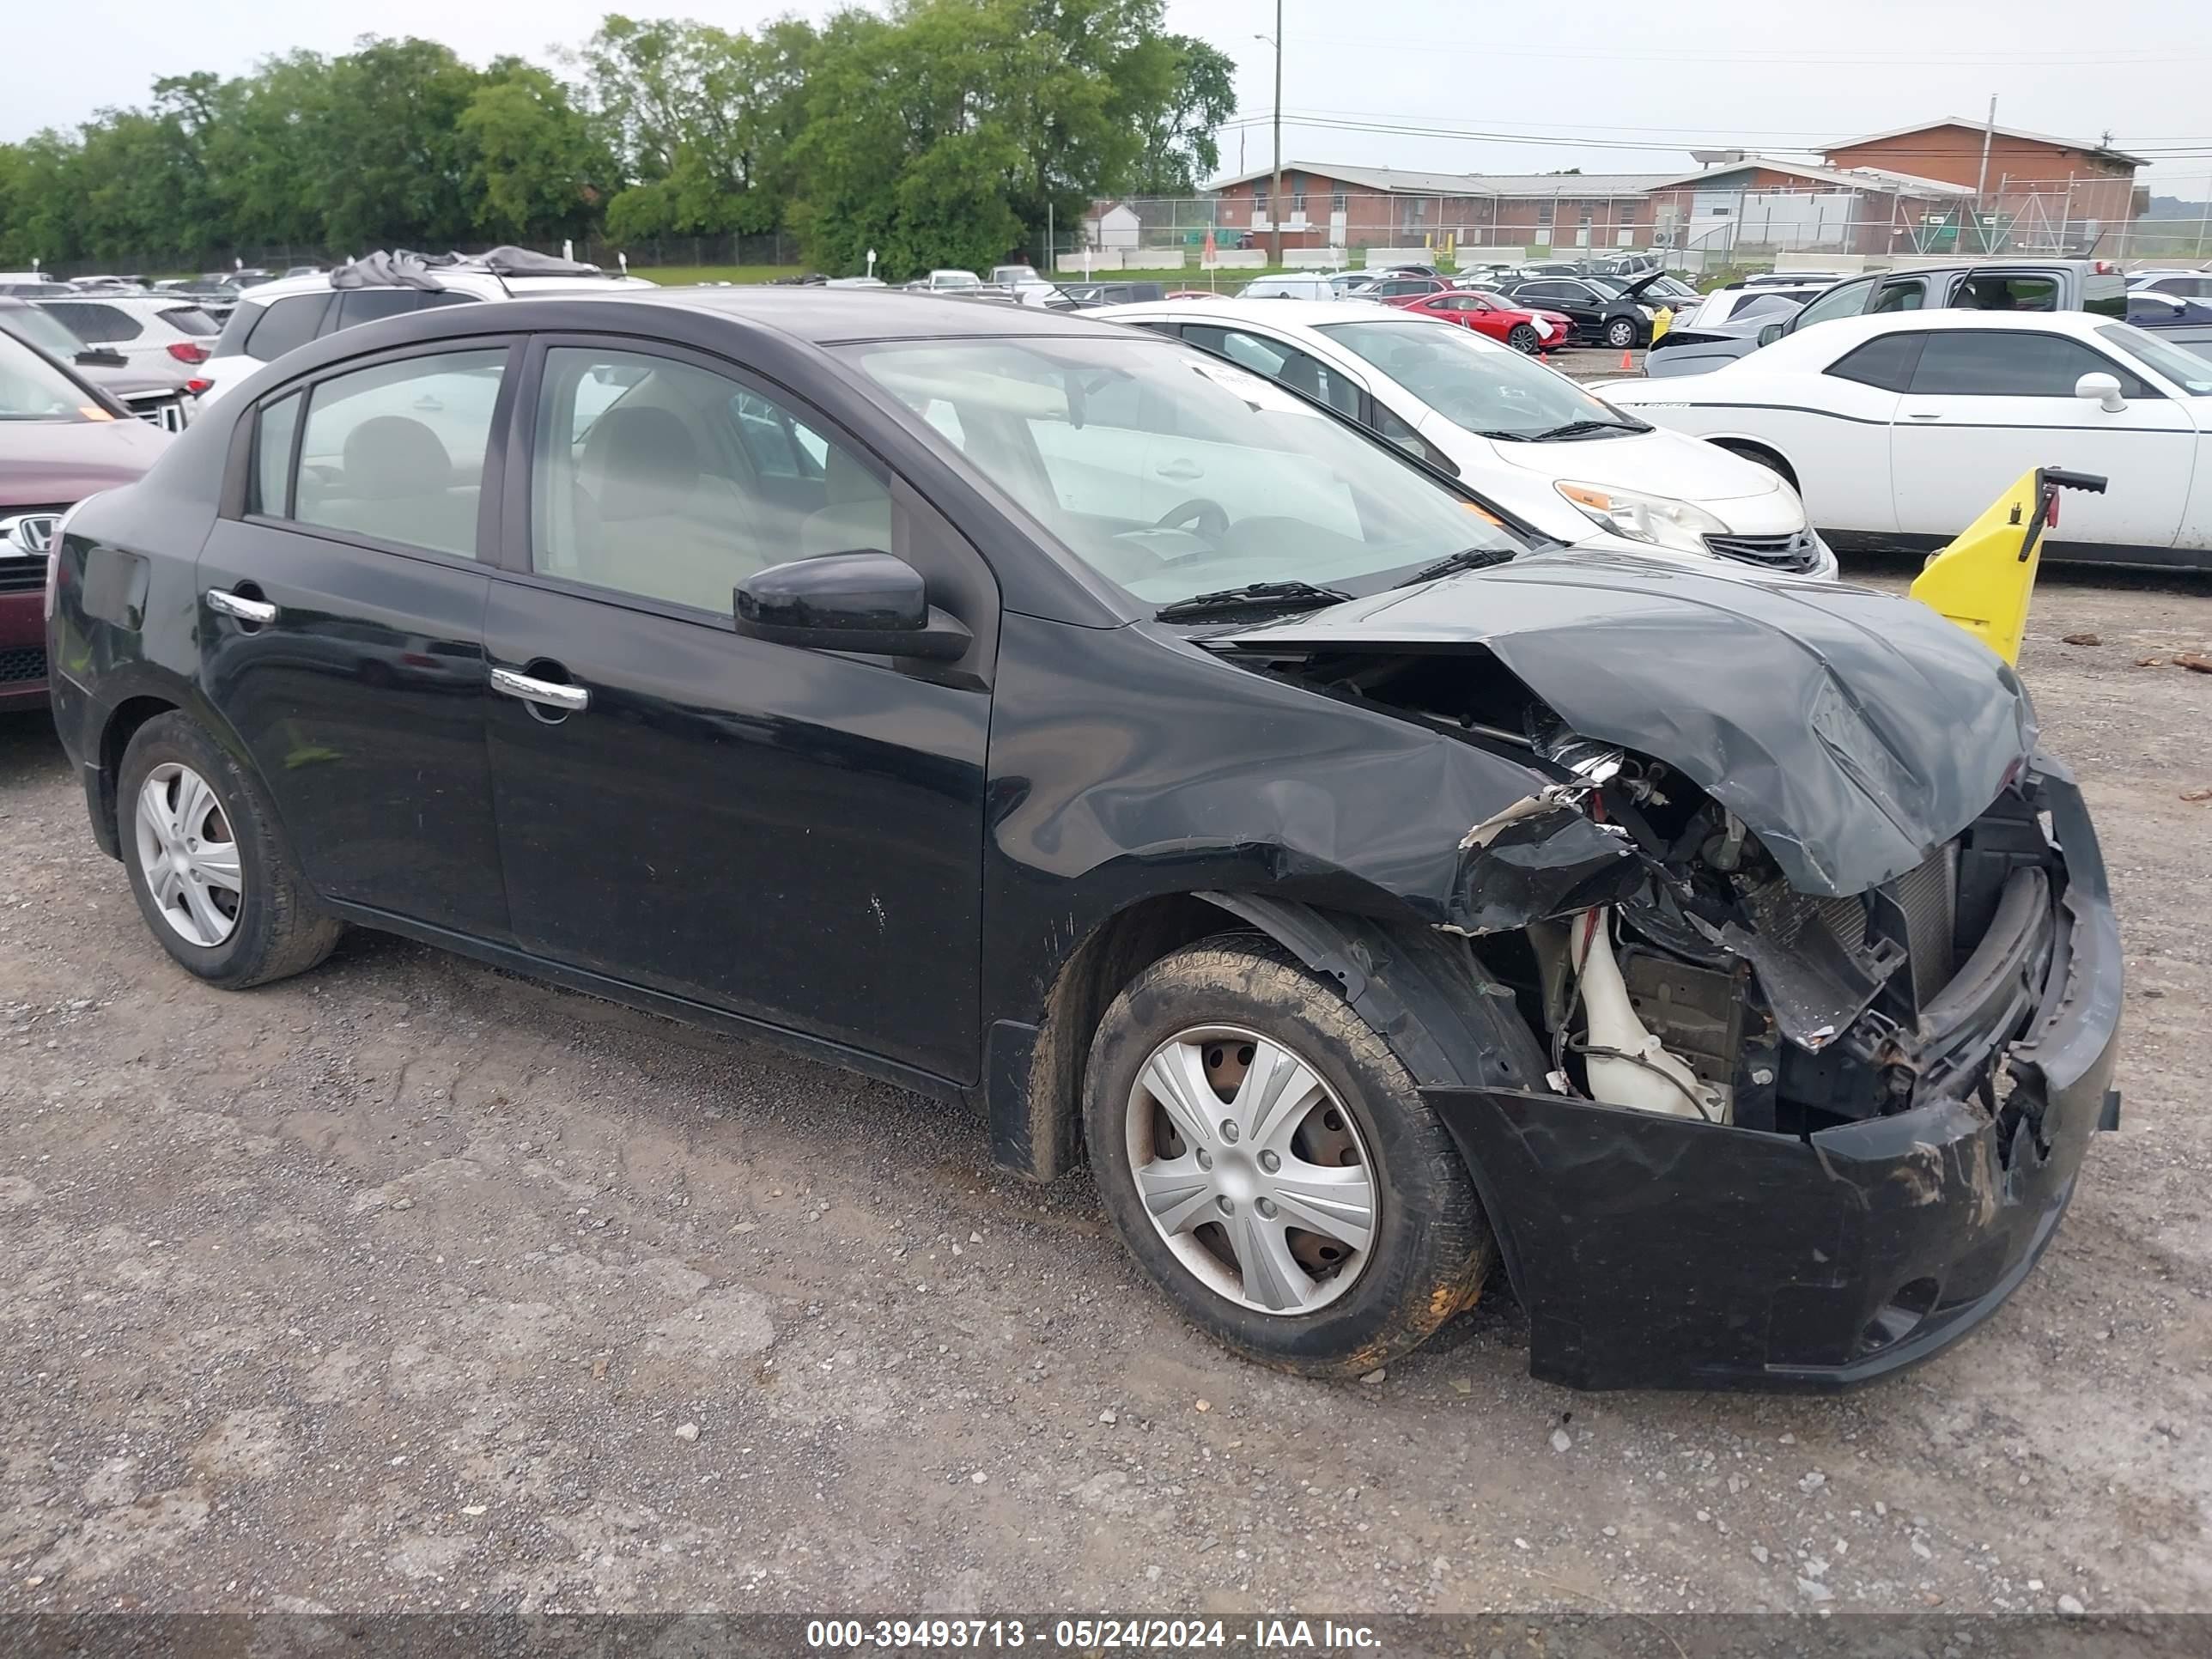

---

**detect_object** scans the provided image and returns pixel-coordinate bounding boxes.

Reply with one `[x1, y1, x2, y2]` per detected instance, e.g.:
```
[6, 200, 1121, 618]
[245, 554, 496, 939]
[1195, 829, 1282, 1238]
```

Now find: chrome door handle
[490, 666, 589, 713]
[1906, 411, 1943, 421]
[205, 588, 276, 624]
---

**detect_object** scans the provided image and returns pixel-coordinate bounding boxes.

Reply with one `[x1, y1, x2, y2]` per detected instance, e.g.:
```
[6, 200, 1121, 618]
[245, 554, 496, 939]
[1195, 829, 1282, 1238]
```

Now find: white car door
[1628, 343, 1907, 535]
[1888, 328, 2196, 550]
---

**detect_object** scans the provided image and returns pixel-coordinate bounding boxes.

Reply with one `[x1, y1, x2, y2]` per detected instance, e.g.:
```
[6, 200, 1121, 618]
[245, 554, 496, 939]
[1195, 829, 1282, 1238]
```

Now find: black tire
[1506, 324, 1541, 354]
[1604, 316, 1638, 349]
[117, 711, 343, 988]
[1084, 935, 1494, 1377]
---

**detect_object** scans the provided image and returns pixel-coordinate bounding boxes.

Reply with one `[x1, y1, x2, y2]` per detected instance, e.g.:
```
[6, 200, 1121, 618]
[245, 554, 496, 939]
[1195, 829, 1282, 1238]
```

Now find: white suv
[198, 250, 652, 405]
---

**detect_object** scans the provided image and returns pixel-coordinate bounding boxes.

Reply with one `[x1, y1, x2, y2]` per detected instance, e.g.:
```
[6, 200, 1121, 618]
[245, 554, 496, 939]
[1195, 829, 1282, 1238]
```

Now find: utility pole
[1975, 95, 1998, 253]
[1254, 5, 1283, 266]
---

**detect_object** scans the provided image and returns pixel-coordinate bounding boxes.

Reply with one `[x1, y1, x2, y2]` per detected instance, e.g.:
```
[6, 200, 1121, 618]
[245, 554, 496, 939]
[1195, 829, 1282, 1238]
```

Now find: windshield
[1316, 319, 1644, 440]
[0, 330, 100, 422]
[840, 336, 1528, 606]
[2097, 322, 2212, 394]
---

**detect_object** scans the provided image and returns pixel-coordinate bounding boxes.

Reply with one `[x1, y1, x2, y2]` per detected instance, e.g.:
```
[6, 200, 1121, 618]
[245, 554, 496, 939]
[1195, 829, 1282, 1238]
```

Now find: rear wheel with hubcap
[1085, 936, 1495, 1375]
[118, 712, 343, 988]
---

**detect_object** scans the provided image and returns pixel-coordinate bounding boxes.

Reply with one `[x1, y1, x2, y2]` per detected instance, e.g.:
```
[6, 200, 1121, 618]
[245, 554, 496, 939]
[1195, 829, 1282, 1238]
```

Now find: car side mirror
[735, 550, 972, 662]
[76, 348, 128, 368]
[2075, 371, 2126, 413]
[1756, 323, 1786, 347]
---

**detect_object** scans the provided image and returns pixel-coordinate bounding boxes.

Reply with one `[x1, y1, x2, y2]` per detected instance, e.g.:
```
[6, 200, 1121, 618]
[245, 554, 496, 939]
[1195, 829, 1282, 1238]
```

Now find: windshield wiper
[1395, 546, 1518, 587]
[1154, 580, 1354, 621]
[1471, 428, 1534, 442]
[1529, 417, 1648, 440]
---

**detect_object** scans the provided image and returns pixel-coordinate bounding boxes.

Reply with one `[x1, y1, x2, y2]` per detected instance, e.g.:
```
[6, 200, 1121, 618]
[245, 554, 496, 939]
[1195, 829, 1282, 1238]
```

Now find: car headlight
[1635, 304, 1656, 320]
[1556, 481, 1729, 554]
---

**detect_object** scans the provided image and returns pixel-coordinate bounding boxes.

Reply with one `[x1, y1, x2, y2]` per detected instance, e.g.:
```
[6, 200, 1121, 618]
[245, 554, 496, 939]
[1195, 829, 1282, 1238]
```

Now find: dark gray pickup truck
[1647, 259, 2129, 377]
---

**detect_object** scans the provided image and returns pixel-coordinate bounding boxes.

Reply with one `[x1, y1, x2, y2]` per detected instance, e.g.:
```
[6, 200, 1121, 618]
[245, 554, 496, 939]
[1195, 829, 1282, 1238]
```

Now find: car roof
[227, 268, 646, 307]
[591, 284, 1149, 342]
[1752, 305, 2119, 368]
[1092, 296, 1433, 329]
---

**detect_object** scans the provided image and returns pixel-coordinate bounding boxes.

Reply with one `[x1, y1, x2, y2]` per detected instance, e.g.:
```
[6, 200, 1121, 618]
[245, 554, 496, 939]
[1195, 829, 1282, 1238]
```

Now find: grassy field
[625, 264, 811, 287]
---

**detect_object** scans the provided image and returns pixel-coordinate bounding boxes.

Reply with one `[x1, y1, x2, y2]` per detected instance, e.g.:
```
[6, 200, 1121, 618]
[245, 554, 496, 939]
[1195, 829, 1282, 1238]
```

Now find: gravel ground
[1, 560, 2209, 1622]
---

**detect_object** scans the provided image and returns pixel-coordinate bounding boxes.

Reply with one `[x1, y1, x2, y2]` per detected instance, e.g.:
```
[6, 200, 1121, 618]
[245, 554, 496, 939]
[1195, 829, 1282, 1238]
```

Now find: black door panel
[483, 580, 989, 1079]
[194, 519, 507, 938]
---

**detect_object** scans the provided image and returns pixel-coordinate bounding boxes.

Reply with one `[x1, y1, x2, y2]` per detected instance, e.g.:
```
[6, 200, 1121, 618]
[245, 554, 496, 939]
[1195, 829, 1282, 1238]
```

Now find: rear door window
[243, 295, 333, 362]
[42, 301, 142, 343]
[289, 349, 509, 557]
[1959, 273, 2060, 313]
[1180, 325, 1363, 418]
[333, 288, 479, 329]
[158, 305, 221, 337]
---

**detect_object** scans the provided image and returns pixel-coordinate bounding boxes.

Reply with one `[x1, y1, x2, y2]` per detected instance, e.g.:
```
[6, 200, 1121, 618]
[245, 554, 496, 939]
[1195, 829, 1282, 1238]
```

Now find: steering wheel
[1155, 497, 1231, 538]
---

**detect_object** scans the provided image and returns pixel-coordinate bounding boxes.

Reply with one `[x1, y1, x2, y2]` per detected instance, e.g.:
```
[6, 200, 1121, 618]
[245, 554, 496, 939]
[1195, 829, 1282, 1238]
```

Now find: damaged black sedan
[45, 289, 2121, 1389]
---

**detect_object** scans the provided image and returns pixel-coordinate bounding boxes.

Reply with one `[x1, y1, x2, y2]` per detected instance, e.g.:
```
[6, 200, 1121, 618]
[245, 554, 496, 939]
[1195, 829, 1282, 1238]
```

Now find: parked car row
[1607, 307, 2212, 568]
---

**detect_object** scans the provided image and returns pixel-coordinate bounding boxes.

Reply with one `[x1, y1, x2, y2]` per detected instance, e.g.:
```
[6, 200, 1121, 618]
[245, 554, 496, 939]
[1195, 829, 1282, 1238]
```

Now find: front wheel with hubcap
[118, 712, 343, 988]
[1085, 936, 1495, 1376]
[1604, 317, 1638, 349]
[1506, 323, 1541, 354]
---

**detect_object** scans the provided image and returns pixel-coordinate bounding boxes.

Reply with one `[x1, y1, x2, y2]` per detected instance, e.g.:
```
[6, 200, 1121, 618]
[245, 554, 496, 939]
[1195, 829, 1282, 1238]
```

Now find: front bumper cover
[1425, 760, 2121, 1392]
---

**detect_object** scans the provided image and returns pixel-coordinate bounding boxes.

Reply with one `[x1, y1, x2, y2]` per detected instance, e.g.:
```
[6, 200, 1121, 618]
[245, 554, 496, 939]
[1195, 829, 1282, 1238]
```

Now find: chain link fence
[1068, 178, 2206, 274]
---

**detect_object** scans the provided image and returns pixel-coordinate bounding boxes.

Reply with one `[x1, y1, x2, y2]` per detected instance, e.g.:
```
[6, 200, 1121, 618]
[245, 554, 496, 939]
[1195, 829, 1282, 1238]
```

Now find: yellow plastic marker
[1650, 305, 1673, 343]
[1908, 465, 2107, 666]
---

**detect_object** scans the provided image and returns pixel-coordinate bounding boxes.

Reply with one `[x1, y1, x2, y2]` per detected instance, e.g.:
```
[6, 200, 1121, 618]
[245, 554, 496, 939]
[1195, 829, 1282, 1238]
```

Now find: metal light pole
[1975, 95, 1998, 252]
[1254, 7, 1282, 267]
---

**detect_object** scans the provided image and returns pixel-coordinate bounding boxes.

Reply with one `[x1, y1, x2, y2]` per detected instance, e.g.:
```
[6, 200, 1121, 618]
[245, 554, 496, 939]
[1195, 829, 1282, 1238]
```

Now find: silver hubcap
[1126, 1024, 1376, 1316]
[133, 763, 242, 947]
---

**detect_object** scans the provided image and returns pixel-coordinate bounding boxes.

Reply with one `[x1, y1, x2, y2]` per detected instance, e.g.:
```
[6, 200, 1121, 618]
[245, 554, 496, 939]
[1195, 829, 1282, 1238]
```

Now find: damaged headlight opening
[1455, 713, 2073, 1149]
[1553, 480, 1731, 555]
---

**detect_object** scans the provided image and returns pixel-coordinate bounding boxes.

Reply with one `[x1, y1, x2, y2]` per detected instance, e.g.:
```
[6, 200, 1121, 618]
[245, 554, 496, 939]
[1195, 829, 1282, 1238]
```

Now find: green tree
[1129, 35, 1237, 193]
[578, 14, 814, 240]
[460, 60, 610, 241]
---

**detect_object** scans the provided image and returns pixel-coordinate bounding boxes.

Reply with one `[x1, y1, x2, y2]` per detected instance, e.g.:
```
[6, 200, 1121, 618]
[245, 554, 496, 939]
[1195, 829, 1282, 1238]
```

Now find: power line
[1280, 32, 2211, 67]
[1212, 110, 2212, 161]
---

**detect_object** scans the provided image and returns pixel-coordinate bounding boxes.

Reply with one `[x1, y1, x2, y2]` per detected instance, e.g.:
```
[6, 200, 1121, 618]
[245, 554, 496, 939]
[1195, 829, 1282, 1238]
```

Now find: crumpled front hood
[1212, 546, 2037, 897]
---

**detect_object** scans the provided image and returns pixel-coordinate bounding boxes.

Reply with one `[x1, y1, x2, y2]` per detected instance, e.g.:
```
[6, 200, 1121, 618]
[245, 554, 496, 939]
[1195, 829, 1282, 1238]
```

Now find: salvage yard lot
[1, 559, 2208, 1617]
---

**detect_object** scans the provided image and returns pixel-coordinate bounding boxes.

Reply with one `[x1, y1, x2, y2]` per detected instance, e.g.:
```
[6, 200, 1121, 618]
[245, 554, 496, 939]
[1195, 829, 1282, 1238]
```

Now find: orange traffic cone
[1618, 347, 1635, 371]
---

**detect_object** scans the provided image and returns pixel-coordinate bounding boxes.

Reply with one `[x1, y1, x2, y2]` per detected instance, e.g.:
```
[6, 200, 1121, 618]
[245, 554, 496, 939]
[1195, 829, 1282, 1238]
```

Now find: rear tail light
[185, 378, 211, 396]
[166, 341, 210, 364]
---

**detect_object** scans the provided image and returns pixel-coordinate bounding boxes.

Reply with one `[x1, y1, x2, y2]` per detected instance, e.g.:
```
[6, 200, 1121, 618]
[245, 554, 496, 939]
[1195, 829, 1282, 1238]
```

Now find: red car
[0, 330, 169, 712]
[1387, 289, 1576, 354]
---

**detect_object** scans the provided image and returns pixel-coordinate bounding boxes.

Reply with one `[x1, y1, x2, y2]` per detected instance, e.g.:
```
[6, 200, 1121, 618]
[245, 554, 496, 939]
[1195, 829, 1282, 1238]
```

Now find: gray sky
[12, 0, 2212, 194]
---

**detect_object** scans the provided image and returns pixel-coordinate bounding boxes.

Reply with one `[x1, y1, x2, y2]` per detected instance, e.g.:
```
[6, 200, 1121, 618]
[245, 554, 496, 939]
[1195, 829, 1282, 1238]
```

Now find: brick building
[1642, 156, 1976, 258]
[1195, 119, 2146, 263]
[1202, 163, 1674, 253]
[1820, 118, 2145, 245]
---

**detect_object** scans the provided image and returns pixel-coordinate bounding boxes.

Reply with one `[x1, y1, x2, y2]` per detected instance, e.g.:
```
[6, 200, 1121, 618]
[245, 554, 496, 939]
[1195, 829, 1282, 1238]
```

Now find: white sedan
[1095, 298, 1835, 577]
[1604, 309, 2212, 568]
